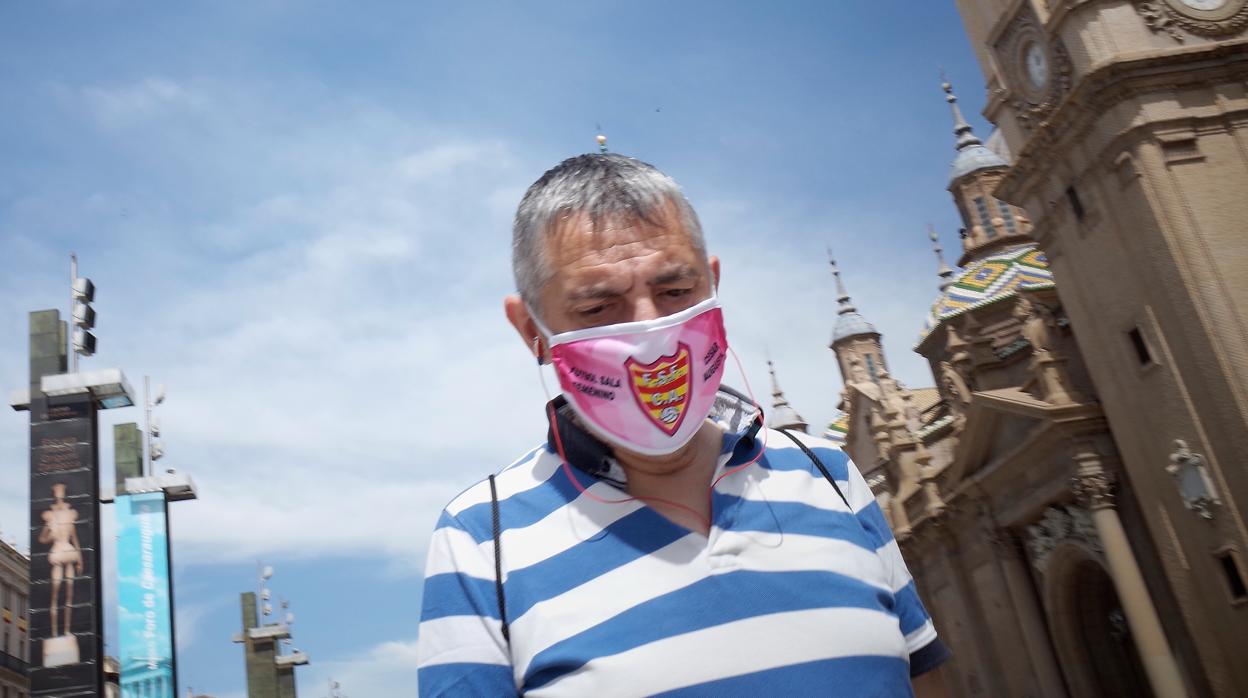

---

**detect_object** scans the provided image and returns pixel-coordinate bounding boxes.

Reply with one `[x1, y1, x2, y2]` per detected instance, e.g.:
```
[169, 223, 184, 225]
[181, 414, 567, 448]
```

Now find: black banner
[28, 392, 103, 697]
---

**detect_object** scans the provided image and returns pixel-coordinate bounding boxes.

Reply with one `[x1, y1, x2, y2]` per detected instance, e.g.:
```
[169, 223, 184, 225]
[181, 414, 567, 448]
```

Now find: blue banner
[116, 491, 176, 698]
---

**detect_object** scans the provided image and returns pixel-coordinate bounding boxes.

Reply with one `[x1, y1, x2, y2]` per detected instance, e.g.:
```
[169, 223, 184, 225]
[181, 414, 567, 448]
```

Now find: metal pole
[257, 561, 266, 624]
[145, 375, 152, 477]
[70, 252, 78, 373]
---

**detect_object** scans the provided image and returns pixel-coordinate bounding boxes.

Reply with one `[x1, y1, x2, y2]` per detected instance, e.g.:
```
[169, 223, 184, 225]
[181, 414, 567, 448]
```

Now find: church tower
[765, 360, 809, 433]
[952, 1, 1248, 694]
[942, 79, 1034, 265]
[828, 252, 887, 386]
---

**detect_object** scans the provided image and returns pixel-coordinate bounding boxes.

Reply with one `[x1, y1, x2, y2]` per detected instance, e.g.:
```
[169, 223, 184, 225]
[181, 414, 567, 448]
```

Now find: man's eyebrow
[565, 264, 699, 302]
[648, 264, 699, 286]
[567, 282, 627, 302]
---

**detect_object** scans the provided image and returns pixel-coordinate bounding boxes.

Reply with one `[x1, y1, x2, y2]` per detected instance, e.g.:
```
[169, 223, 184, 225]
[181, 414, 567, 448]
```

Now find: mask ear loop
[536, 346, 714, 530]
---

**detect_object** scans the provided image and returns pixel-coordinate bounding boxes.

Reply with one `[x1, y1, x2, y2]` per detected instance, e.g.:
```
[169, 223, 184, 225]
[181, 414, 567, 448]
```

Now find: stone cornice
[1045, 0, 1102, 35]
[996, 39, 1248, 204]
[0, 542, 29, 579]
[941, 389, 1107, 499]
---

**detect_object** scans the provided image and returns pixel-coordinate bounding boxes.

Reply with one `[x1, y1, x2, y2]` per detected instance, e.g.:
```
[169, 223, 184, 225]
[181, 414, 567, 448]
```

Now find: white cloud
[68, 123, 545, 570]
[302, 638, 421, 698]
[169, 470, 467, 572]
[81, 78, 208, 127]
[394, 142, 510, 181]
[175, 599, 221, 653]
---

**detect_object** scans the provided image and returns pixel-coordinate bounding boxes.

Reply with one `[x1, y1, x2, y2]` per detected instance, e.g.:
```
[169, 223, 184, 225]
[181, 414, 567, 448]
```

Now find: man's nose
[628, 295, 663, 323]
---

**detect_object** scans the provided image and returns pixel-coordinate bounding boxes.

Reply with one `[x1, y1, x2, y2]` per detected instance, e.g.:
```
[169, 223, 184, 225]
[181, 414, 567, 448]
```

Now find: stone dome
[950, 143, 1008, 184]
[833, 311, 879, 343]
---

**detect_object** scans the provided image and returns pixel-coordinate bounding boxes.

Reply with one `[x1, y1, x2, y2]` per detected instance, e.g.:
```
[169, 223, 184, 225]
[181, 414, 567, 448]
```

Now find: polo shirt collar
[544, 386, 765, 485]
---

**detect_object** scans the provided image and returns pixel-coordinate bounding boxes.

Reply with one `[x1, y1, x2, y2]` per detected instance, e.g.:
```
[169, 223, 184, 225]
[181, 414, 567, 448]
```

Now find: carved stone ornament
[1071, 470, 1115, 510]
[1166, 438, 1221, 519]
[871, 408, 892, 462]
[946, 322, 974, 372]
[939, 360, 971, 418]
[1134, 0, 1248, 42]
[1026, 505, 1103, 574]
[1015, 297, 1056, 354]
[994, 7, 1073, 131]
[878, 370, 917, 428]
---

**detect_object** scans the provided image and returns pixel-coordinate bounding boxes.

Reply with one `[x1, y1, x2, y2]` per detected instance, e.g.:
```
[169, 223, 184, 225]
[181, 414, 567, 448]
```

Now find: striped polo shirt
[417, 390, 949, 696]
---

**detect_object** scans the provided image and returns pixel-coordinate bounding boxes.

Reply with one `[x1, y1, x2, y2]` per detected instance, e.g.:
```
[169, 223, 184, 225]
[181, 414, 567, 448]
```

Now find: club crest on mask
[625, 344, 692, 436]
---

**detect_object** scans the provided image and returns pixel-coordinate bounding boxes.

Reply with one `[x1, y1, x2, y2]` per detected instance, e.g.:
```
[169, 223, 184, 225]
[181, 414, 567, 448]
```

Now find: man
[417, 154, 950, 696]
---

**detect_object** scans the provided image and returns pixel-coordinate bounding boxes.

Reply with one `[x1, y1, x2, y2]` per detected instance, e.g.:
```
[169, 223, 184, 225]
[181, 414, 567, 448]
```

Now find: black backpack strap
[776, 428, 852, 510]
[488, 474, 511, 644]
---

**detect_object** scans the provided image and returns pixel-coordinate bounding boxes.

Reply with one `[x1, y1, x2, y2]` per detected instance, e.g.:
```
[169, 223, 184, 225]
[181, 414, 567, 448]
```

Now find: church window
[1128, 327, 1152, 366]
[974, 197, 995, 237]
[997, 200, 1017, 233]
[865, 354, 878, 381]
[1215, 549, 1247, 602]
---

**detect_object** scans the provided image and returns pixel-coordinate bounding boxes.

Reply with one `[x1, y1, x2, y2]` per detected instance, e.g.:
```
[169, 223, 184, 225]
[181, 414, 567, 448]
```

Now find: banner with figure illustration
[28, 387, 104, 697]
[116, 491, 176, 697]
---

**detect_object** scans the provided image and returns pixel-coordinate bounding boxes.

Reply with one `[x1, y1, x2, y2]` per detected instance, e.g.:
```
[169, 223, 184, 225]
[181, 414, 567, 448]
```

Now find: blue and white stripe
[418, 428, 941, 696]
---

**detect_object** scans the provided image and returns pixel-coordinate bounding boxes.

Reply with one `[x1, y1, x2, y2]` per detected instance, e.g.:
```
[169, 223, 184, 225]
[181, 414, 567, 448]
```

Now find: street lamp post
[233, 567, 310, 698]
[113, 377, 196, 698]
[9, 256, 135, 696]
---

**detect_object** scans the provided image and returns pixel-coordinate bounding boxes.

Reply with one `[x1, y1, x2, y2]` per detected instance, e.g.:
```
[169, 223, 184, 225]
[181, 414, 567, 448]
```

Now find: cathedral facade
[784, 2, 1248, 696]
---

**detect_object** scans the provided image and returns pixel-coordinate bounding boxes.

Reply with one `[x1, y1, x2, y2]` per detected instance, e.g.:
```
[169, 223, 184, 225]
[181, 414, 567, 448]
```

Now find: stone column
[991, 532, 1068, 696]
[1070, 445, 1188, 698]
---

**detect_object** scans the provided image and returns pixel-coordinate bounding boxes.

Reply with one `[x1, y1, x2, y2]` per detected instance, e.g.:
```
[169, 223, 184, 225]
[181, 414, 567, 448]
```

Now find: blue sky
[1, 2, 993, 695]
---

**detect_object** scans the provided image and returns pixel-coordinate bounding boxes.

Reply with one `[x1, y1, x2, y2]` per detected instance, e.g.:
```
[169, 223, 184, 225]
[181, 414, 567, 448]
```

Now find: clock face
[1024, 42, 1048, 89]
[1178, 0, 1227, 9]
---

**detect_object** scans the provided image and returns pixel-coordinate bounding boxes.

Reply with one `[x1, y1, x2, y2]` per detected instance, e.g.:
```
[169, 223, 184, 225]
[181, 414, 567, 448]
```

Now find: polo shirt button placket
[706, 477, 747, 572]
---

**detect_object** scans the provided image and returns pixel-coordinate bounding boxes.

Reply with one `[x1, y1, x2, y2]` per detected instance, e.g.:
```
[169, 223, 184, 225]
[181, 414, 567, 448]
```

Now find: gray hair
[512, 153, 705, 311]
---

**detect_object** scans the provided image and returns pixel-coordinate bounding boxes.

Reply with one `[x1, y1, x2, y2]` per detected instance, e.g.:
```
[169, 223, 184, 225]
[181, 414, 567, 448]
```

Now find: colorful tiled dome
[918, 243, 1054, 342]
[823, 412, 849, 447]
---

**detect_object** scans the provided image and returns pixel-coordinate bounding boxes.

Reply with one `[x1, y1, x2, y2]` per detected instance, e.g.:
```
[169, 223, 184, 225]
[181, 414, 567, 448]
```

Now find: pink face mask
[535, 295, 729, 456]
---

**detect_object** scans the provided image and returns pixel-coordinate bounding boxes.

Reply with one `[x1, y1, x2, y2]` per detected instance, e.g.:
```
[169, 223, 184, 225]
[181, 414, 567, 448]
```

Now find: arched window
[974, 196, 995, 237]
[997, 200, 1018, 233]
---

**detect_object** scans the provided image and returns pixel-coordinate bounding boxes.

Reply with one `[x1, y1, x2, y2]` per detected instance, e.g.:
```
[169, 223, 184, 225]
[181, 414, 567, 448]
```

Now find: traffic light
[72, 276, 97, 358]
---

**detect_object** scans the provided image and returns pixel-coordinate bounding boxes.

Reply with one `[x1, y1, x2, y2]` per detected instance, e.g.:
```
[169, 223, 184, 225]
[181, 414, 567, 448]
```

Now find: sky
[0, 2, 994, 695]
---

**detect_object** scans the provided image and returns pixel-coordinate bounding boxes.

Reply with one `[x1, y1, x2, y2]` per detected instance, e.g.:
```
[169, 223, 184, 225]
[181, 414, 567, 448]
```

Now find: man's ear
[709, 255, 721, 292]
[504, 294, 545, 362]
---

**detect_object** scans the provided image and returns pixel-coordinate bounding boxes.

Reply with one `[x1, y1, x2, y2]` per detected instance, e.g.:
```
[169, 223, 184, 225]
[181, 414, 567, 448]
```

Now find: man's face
[505, 201, 719, 358]
[539, 205, 718, 333]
